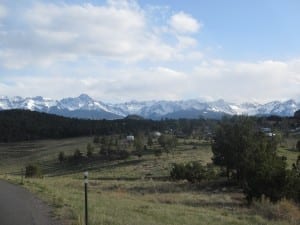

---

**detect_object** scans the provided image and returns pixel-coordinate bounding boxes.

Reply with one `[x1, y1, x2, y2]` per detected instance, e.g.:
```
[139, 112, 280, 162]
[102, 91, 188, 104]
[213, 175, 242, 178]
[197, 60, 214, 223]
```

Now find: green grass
[0, 136, 299, 225]
[278, 135, 299, 168]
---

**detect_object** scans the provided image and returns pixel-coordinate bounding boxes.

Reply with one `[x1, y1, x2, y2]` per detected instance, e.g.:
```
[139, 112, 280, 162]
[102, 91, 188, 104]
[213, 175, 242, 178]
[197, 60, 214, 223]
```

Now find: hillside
[0, 109, 213, 142]
[0, 110, 152, 142]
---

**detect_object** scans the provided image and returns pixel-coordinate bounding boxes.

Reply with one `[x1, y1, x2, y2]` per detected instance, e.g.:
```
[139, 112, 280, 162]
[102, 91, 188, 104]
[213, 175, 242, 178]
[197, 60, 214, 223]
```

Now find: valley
[1, 132, 299, 225]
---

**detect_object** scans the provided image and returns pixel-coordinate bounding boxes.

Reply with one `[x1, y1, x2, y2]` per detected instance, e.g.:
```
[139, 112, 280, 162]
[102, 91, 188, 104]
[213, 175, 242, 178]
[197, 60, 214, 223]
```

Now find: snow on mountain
[0, 94, 299, 119]
[113, 100, 156, 116]
[58, 94, 105, 111]
[0, 96, 12, 110]
[56, 94, 126, 117]
[1, 96, 57, 111]
[255, 99, 298, 116]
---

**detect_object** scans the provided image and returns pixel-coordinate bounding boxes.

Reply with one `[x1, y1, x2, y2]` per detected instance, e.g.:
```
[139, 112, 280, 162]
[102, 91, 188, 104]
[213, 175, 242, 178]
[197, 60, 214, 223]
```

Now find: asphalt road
[0, 179, 61, 225]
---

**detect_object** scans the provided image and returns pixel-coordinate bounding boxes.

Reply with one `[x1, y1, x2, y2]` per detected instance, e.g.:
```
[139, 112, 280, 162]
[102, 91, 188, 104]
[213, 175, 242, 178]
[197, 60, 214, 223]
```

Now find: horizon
[0, 0, 300, 103]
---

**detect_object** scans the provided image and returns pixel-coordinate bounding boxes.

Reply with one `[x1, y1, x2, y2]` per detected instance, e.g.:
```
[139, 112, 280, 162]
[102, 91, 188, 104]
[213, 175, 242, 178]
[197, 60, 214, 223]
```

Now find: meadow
[0, 135, 299, 225]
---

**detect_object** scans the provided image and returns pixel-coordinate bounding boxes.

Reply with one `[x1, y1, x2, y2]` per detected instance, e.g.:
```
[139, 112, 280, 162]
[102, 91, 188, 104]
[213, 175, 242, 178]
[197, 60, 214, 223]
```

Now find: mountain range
[0, 94, 299, 120]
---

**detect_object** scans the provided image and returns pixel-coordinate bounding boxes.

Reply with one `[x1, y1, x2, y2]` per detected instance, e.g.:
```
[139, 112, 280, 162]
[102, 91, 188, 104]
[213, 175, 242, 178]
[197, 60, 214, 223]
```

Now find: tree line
[0, 109, 215, 142]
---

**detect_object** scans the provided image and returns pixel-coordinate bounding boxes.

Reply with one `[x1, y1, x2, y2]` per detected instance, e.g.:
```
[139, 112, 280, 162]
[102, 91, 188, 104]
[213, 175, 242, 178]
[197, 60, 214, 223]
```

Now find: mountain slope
[0, 94, 299, 119]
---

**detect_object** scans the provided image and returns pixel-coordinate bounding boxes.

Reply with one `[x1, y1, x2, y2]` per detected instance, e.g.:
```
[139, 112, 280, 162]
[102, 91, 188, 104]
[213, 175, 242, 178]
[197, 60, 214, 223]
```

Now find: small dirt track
[0, 180, 61, 225]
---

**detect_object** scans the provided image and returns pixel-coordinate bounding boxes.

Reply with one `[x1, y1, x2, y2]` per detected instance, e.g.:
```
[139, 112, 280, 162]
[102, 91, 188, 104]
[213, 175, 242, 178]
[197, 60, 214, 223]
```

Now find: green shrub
[93, 136, 100, 144]
[25, 164, 42, 178]
[170, 163, 186, 180]
[170, 162, 217, 183]
[154, 149, 162, 157]
[252, 197, 300, 224]
[73, 149, 83, 160]
[58, 151, 66, 163]
[296, 140, 300, 152]
[86, 143, 94, 157]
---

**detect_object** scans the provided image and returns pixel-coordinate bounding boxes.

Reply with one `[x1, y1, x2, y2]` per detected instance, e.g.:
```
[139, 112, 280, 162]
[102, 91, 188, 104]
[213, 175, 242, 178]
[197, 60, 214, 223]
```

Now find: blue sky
[0, 0, 299, 103]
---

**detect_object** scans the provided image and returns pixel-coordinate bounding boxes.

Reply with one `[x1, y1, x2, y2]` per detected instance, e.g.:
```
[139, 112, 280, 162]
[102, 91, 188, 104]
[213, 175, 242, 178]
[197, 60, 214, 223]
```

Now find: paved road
[0, 180, 61, 225]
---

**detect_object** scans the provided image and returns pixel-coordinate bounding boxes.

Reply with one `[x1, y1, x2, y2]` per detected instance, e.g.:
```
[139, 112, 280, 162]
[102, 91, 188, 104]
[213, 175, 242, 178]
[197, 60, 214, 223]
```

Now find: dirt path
[0, 179, 61, 225]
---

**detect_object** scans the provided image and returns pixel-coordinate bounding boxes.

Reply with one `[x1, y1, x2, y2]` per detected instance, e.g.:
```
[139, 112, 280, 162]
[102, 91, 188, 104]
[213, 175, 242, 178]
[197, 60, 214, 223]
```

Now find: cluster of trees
[1, 109, 297, 143]
[170, 162, 217, 183]
[212, 116, 300, 203]
[0, 109, 216, 142]
[58, 140, 131, 164]
[58, 143, 96, 163]
[158, 134, 178, 155]
[58, 132, 181, 164]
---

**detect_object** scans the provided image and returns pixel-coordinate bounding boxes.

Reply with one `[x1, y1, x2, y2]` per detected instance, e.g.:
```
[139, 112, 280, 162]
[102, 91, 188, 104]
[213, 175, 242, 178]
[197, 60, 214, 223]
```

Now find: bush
[154, 149, 162, 157]
[86, 143, 94, 157]
[296, 140, 300, 152]
[184, 162, 207, 182]
[252, 197, 300, 224]
[170, 163, 186, 180]
[25, 164, 42, 178]
[99, 145, 129, 160]
[93, 136, 100, 144]
[286, 156, 300, 202]
[73, 149, 83, 160]
[58, 151, 66, 163]
[243, 154, 288, 203]
[170, 161, 217, 183]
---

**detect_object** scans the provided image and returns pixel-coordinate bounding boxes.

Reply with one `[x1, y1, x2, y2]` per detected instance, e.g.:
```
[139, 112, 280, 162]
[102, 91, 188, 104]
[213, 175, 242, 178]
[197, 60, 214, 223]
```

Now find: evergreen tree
[58, 151, 66, 163]
[147, 136, 153, 147]
[73, 149, 82, 160]
[93, 136, 100, 144]
[296, 140, 300, 152]
[86, 143, 94, 157]
[212, 116, 288, 203]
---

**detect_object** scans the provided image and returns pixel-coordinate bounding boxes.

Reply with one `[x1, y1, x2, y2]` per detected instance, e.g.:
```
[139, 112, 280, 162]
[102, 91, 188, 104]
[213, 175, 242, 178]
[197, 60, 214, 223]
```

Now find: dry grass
[251, 197, 300, 225]
[0, 136, 298, 225]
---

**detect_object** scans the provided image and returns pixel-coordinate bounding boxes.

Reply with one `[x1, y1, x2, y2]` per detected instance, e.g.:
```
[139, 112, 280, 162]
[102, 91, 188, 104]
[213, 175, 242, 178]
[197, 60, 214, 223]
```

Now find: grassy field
[278, 134, 300, 168]
[0, 136, 299, 225]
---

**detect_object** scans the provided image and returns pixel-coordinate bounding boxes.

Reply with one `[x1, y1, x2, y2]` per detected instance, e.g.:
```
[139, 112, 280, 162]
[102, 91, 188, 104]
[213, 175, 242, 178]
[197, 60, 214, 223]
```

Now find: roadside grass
[4, 175, 295, 225]
[0, 136, 299, 225]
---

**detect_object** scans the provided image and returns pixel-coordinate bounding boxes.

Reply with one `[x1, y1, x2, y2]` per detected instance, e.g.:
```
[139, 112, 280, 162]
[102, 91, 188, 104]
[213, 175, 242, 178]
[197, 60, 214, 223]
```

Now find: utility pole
[84, 171, 88, 225]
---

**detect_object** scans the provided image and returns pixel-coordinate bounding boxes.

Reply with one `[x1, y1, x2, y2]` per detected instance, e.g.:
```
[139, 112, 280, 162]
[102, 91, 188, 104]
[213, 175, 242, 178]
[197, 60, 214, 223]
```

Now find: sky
[0, 0, 299, 103]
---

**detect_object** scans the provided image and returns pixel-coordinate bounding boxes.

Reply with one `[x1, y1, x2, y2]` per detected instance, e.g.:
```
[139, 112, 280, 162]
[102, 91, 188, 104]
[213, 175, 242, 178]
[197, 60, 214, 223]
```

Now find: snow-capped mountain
[0, 96, 57, 111]
[0, 94, 299, 120]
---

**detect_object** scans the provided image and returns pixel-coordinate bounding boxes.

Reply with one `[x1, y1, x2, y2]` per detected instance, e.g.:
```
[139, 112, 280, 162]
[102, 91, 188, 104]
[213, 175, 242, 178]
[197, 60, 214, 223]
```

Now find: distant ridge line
[0, 94, 299, 120]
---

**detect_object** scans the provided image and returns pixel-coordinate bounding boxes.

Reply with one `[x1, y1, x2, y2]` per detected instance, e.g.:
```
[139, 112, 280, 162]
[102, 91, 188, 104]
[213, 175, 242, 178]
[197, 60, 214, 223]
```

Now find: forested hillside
[0, 110, 211, 142]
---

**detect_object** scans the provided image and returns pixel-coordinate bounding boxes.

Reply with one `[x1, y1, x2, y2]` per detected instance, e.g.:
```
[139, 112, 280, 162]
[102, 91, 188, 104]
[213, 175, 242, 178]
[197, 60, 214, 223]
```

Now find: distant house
[265, 132, 276, 137]
[260, 127, 275, 137]
[126, 135, 135, 142]
[260, 127, 271, 133]
[152, 131, 161, 138]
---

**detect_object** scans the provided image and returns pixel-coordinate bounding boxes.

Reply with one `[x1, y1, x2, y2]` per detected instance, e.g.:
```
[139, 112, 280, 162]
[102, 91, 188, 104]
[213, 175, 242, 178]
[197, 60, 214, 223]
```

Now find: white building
[126, 135, 135, 142]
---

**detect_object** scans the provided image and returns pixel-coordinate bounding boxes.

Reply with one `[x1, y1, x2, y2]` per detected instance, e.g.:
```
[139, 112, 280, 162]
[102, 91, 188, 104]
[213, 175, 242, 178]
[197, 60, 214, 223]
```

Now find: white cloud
[192, 59, 300, 102]
[0, 1, 203, 68]
[0, 64, 189, 102]
[1, 58, 299, 103]
[169, 12, 201, 33]
[0, 1, 298, 103]
[176, 35, 198, 49]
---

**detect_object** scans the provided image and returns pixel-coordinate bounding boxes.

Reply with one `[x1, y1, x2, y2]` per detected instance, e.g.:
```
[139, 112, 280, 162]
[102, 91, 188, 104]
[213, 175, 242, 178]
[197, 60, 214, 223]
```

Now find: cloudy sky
[0, 0, 299, 103]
